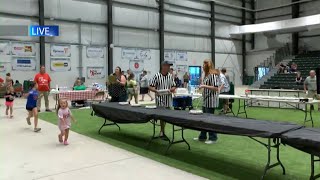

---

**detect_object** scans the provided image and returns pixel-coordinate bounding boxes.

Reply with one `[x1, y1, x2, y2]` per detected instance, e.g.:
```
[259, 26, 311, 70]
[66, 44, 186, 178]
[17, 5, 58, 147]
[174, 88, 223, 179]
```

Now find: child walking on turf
[57, 99, 76, 145]
[4, 86, 15, 118]
[25, 83, 41, 132]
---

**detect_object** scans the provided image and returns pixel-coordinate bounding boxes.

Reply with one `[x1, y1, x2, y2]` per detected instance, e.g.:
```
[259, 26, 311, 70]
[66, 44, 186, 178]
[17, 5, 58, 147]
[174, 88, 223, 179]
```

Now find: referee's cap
[161, 61, 173, 66]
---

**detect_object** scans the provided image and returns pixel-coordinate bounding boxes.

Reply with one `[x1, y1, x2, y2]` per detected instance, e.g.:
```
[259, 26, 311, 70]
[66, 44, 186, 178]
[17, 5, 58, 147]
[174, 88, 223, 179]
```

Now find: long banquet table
[92, 102, 306, 180]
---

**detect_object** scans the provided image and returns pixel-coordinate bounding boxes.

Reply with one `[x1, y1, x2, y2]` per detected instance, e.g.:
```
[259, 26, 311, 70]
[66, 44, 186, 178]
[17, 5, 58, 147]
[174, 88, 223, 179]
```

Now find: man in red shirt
[34, 66, 52, 112]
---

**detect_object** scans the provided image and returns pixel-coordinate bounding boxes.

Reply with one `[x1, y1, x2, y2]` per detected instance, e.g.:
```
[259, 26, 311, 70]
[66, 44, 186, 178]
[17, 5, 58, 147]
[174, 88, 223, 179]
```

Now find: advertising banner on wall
[0, 63, 6, 72]
[11, 43, 36, 56]
[0, 42, 10, 55]
[121, 48, 151, 60]
[176, 51, 188, 61]
[164, 50, 175, 61]
[50, 45, 71, 57]
[50, 58, 71, 72]
[87, 67, 105, 79]
[86, 46, 104, 58]
[129, 60, 144, 72]
[11, 58, 36, 71]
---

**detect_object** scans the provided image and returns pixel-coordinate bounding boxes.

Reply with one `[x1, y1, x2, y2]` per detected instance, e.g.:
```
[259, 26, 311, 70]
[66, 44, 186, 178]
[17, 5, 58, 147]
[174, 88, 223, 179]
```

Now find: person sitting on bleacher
[289, 63, 298, 73]
[295, 72, 303, 85]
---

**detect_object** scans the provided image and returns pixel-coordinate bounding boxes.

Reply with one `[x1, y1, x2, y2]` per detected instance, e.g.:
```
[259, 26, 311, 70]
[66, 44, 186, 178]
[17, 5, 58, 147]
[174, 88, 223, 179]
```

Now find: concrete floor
[1, 86, 248, 180]
[0, 97, 206, 180]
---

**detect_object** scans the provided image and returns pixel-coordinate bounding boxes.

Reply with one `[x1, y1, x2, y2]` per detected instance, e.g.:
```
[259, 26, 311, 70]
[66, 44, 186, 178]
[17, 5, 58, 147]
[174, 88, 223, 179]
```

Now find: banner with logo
[50, 58, 71, 72]
[87, 67, 105, 79]
[0, 63, 6, 72]
[176, 51, 188, 61]
[11, 58, 36, 71]
[121, 48, 151, 60]
[86, 46, 104, 58]
[0, 42, 10, 55]
[164, 50, 175, 61]
[50, 45, 71, 57]
[129, 60, 144, 72]
[11, 43, 36, 56]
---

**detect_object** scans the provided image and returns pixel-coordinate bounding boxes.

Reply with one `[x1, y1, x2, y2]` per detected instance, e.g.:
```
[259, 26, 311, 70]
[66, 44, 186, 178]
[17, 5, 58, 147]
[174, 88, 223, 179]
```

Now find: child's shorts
[5, 101, 13, 107]
[26, 106, 36, 111]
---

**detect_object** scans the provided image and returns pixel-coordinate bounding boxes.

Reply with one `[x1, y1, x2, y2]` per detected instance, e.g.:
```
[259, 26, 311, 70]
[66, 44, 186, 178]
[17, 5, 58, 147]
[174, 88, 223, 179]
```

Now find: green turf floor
[39, 102, 320, 180]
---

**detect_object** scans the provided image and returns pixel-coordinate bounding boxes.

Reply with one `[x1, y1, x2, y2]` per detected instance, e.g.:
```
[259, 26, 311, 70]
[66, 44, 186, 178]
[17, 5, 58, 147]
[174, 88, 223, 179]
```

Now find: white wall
[246, 50, 275, 76]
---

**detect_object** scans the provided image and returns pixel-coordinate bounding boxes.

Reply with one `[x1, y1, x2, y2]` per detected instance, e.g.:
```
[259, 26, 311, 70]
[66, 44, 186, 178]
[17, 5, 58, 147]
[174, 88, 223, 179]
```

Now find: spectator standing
[219, 68, 231, 114]
[183, 72, 190, 88]
[34, 66, 52, 112]
[304, 70, 319, 111]
[108, 66, 127, 102]
[127, 73, 138, 104]
[139, 70, 154, 101]
[174, 74, 181, 88]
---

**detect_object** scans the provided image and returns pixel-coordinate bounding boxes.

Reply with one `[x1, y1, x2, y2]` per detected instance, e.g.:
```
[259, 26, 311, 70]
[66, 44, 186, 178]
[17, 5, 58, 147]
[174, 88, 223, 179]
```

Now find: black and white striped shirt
[150, 72, 176, 107]
[202, 74, 220, 108]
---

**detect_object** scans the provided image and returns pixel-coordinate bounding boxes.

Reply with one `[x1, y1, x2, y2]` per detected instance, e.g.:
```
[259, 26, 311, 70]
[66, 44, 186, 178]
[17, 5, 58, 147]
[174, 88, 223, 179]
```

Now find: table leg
[310, 155, 320, 180]
[98, 118, 120, 134]
[165, 125, 190, 154]
[304, 104, 308, 126]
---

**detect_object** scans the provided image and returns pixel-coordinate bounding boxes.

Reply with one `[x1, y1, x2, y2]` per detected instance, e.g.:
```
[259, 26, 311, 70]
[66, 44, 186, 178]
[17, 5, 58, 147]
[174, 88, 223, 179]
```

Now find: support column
[292, 0, 299, 55]
[78, 18, 83, 78]
[242, 0, 246, 84]
[159, 0, 164, 64]
[211, 1, 215, 64]
[250, 0, 255, 50]
[38, 0, 45, 66]
[107, 0, 113, 75]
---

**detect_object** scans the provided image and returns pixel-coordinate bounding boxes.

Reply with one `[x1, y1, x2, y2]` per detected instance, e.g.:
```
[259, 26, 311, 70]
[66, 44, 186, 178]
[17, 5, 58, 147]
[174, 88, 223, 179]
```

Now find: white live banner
[0, 42, 10, 55]
[86, 46, 104, 58]
[11, 43, 36, 56]
[50, 58, 71, 72]
[50, 44, 71, 57]
[87, 67, 105, 79]
[11, 58, 36, 71]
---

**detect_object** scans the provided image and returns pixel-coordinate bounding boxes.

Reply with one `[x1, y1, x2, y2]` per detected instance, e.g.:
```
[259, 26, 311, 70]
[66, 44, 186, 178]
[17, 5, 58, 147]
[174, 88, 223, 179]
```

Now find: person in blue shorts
[25, 82, 41, 132]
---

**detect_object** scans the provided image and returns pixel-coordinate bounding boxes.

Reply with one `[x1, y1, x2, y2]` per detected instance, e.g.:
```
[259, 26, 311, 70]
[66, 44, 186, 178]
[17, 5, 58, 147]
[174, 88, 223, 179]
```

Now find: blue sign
[29, 25, 59, 36]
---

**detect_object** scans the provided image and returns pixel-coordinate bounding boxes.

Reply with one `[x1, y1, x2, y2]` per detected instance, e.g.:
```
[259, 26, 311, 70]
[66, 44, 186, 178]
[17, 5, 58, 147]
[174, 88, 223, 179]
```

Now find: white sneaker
[205, 140, 217, 144]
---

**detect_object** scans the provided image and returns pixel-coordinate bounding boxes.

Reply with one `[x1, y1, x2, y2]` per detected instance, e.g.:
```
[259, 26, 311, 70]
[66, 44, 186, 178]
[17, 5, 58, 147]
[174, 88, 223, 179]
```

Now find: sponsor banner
[164, 50, 175, 61]
[176, 51, 188, 61]
[129, 60, 144, 72]
[50, 45, 71, 57]
[0, 63, 6, 72]
[176, 65, 188, 73]
[50, 58, 71, 72]
[87, 67, 105, 79]
[0, 42, 10, 55]
[11, 43, 36, 56]
[12, 57, 36, 71]
[86, 46, 104, 58]
[121, 48, 151, 60]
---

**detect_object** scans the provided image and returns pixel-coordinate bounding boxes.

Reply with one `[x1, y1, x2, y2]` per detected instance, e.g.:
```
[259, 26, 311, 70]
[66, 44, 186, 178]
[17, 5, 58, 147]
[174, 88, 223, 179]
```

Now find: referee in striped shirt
[149, 61, 176, 138]
[194, 59, 220, 144]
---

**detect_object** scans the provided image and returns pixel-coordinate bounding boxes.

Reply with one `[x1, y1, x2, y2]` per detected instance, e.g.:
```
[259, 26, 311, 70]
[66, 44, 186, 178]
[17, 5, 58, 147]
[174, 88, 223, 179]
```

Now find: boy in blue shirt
[26, 82, 41, 132]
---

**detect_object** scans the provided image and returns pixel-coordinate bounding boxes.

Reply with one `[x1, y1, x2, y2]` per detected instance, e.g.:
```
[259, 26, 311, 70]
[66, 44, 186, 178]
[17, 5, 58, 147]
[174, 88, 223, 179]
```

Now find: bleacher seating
[260, 51, 320, 90]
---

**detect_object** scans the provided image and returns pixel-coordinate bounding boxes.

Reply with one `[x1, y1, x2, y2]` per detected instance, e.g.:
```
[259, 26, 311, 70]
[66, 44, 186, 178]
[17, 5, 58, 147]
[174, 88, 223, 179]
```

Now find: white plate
[119, 102, 129, 105]
[145, 105, 157, 109]
[189, 110, 203, 114]
[131, 104, 141, 107]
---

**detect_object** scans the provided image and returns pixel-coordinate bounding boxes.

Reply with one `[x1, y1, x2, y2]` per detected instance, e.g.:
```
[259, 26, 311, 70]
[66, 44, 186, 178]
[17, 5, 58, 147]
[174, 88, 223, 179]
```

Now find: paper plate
[145, 105, 157, 109]
[119, 102, 129, 105]
[131, 104, 141, 107]
[189, 110, 203, 114]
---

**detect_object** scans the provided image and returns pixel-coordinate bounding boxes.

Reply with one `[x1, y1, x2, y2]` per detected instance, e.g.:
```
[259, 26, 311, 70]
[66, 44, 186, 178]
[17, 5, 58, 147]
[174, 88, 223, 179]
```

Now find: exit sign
[29, 25, 59, 36]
